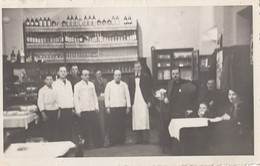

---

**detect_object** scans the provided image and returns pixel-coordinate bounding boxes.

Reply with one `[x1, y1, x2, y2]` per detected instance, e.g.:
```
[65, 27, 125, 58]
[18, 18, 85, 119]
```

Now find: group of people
[37, 61, 153, 148]
[162, 67, 253, 154]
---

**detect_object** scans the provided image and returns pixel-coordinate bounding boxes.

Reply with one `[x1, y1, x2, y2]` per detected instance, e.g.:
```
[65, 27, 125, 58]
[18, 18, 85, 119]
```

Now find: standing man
[37, 74, 59, 142]
[104, 70, 131, 146]
[74, 69, 102, 148]
[52, 66, 74, 141]
[128, 61, 153, 144]
[92, 69, 107, 97]
[67, 64, 81, 92]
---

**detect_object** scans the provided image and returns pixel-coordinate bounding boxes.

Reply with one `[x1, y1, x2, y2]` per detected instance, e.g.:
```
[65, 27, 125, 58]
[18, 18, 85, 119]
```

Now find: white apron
[132, 78, 150, 130]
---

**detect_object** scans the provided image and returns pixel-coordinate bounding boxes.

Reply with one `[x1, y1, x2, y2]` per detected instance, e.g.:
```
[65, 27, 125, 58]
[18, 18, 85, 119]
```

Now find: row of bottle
[26, 31, 137, 44]
[10, 50, 25, 63]
[25, 15, 134, 27]
[65, 31, 137, 43]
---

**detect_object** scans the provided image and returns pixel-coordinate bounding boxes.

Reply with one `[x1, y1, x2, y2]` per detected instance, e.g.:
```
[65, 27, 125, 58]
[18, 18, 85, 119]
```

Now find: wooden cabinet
[151, 46, 199, 89]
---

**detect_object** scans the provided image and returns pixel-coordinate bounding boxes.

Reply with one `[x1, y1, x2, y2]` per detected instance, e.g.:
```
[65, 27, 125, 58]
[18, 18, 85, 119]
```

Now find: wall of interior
[2, 6, 251, 73]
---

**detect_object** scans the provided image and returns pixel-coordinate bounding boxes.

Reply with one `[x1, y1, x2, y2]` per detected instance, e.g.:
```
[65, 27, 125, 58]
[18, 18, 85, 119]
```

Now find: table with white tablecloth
[4, 141, 76, 158]
[4, 113, 39, 129]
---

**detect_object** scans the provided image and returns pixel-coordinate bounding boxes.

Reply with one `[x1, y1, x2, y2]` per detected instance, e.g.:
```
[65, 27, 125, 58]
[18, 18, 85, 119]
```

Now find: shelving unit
[151, 46, 199, 89]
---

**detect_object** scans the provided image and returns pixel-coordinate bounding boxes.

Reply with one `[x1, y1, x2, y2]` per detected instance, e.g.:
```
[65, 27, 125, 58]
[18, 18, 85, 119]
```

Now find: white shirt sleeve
[74, 83, 80, 114]
[124, 83, 131, 108]
[93, 83, 99, 110]
[37, 88, 45, 112]
[104, 82, 111, 108]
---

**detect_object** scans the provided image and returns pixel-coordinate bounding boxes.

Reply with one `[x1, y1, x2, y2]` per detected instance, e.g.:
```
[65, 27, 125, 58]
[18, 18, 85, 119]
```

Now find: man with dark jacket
[128, 61, 153, 144]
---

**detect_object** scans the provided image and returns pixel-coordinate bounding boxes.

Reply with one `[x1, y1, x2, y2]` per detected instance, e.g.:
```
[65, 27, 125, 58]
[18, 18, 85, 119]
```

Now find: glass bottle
[112, 16, 116, 25]
[92, 15, 96, 26]
[84, 15, 87, 26]
[39, 17, 43, 27]
[35, 18, 39, 26]
[75, 16, 79, 26]
[25, 18, 30, 26]
[70, 15, 74, 26]
[87, 15, 91, 26]
[43, 17, 47, 27]
[16, 50, 21, 63]
[30, 18, 35, 26]
[128, 16, 132, 25]
[102, 19, 106, 26]
[116, 16, 120, 25]
[47, 17, 51, 26]
[20, 50, 25, 63]
[79, 17, 83, 26]
[97, 20, 101, 26]
[67, 16, 71, 26]
[11, 50, 16, 63]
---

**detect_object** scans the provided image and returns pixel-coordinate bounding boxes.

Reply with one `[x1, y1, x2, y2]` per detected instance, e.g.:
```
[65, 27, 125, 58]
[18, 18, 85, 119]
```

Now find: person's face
[207, 80, 215, 91]
[198, 103, 208, 117]
[58, 67, 67, 79]
[172, 69, 180, 81]
[81, 70, 90, 81]
[228, 89, 239, 104]
[71, 66, 78, 76]
[95, 70, 102, 79]
[44, 76, 53, 87]
[114, 70, 121, 82]
[134, 63, 142, 74]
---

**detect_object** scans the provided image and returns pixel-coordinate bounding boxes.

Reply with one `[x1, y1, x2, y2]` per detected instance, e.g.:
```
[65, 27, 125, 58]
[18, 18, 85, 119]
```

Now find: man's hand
[147, 102, 152, 108]
[221, 113, 231, 120]
[76, 111, 81, 117]
[106, 108, 111, 114]
[164, 97, 169, 104]
[126, 107, 131, 114]
[41, 111, 48, 122]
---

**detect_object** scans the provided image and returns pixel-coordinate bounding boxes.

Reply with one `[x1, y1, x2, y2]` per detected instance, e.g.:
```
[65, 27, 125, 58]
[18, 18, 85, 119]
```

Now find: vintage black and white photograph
[2, 4, 254, 159]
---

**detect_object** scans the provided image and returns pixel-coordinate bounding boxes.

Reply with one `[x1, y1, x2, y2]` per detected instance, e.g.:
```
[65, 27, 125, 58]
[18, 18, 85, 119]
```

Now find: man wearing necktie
[52, 66, 74, 141]
[128, 61, 153, 144]
[104, 70, 131, 146]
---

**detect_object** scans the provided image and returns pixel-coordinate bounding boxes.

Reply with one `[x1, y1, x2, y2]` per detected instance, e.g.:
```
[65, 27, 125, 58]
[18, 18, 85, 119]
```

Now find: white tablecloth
[4, 141, 76, 158]
[4, 113, 39, 129]
[168, 118, 209, 141]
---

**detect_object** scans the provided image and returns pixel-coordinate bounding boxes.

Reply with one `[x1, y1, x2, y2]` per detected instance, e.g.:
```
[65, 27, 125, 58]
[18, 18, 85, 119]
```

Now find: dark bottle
[97, 20, 101, 26]
[123, 16, 127, 25]
[47, 17, 51, 27]
[51, 21, 57, 27]
[25, 18, 30, 26]
[43, 17, 47, 27]
[75, 16, 79, 26]
[35, 18, 39, 26]
[84, 15, 87, 26]
[67, 16, 71, 26]
[16, 50, 21, 64]
[11, 50, 16, 63]
[128, 16, 132, 25]
[39, 17, 43, 26]
[70, 15, 74, 26]
[30, 18, 35, 26]
[107, 19, 112, 26]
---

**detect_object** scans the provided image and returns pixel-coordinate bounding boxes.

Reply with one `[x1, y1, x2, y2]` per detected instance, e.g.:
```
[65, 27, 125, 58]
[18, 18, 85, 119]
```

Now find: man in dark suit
[128, 61, 153, 144]
[92, 69, 107, 97]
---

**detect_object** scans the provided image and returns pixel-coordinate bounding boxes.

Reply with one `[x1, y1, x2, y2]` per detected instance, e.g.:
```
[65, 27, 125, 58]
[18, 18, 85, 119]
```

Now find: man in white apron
[128, 61, 153, 144]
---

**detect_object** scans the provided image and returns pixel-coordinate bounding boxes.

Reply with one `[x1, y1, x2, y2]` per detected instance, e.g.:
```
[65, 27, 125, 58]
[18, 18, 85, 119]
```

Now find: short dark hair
[43, 73, 54, 80]
[71, 64, 78, 68]
[94, 69, 101, 74]
[58, 65, 68, 71]
[134, 61, 141, 66]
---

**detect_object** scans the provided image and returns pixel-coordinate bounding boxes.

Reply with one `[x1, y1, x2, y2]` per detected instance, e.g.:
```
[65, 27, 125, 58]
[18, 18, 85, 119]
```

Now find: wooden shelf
[25, 24, 137, 33]
[27, 43, 64, 49]
[66, 56, 138, 63]
[65, 41, 137, 49]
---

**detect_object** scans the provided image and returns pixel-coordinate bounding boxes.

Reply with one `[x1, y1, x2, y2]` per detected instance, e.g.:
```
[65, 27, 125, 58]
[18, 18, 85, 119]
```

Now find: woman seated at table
[211, 88, 253, 154]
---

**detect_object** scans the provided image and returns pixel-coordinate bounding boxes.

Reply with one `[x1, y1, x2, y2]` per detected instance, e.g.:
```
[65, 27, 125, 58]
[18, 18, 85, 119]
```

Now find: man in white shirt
[74, 69, 102, 148]
[52, 66, 74, 141]
[104, 70, 131, 145]
[37, 74, 59, 141]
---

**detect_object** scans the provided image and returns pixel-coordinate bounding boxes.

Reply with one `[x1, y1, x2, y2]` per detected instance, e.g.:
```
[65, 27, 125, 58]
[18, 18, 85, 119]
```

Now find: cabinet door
[192, 50, 199, 81]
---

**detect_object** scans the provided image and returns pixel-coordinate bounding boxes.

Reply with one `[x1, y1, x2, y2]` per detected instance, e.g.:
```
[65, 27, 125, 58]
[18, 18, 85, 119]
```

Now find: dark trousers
[59, 108, 73, 141]
[42, 110, 59, 142]
[136, 130, 150, 144]
[109, 107, 126, 145]
[80, 111, 102, 147]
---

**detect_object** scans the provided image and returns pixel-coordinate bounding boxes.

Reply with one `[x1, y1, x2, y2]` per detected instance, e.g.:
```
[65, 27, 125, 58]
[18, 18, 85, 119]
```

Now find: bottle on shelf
[51, 21, 57, 27]
[112, 16, 116, 25]
[107, 19, 112, 25]
[67, 16, 71, 26]
[25, 18, 30, 26]
[16, 50, 21, 64]
[11, 50, 16, 63]
[47, 17, 51, 26]
[84, 15, 87, 26]
[128, 16, 132, 25]
[92, 15, 96, 26]
[102, 19, 106, 26]
[75, 16, 79, 26]
[79, 17, 83, 26]
[123, 16, 127, 25]
[43, 17, 47, 27]
[116, 16, 119, 25]
[70, 15, 74, 26]
[35, 18, 39, 26]
[97, 19, 101, 26]
[87, 15, 91, 26]
[30, 18, 35, 26]
[20, 50, 25, 63]
[39, 17, 43, 27]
